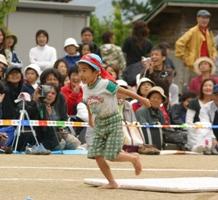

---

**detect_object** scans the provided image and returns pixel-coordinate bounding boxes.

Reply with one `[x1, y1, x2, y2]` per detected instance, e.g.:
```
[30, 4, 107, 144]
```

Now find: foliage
[90, 4, 130, 47]
[112, 0, 162, 21]
[90, 15, 111, 46]
[0, 0, 18, 28]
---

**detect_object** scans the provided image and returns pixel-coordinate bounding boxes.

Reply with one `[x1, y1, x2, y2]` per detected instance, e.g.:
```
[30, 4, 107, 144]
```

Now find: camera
[141, 57, 151, 62]
[39, 85, 52, 101]
[160, 71, 169, 78]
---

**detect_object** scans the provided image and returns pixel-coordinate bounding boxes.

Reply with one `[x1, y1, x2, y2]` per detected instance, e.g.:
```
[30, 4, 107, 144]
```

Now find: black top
[187, 98, 201, 123]
[122, 36, 153, 66]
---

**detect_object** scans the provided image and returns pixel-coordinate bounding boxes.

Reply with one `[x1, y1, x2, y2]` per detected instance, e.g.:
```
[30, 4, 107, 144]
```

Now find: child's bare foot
[99, 181, 119, 189]
[132, 154, 142, 175]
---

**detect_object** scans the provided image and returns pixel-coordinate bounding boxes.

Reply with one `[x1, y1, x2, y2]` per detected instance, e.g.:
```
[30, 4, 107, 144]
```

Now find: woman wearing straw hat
[188, 57, 218, 95]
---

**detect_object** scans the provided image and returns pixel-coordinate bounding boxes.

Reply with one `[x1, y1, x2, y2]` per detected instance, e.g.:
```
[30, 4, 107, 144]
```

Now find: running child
[78, 53, 151, 189]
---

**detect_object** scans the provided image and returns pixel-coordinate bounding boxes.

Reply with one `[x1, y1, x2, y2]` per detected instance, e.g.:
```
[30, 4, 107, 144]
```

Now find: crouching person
[33, 84, 80, 150]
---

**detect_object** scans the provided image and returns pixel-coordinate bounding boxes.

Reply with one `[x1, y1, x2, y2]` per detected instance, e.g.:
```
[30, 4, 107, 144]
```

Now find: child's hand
[140, 97, 151, 108]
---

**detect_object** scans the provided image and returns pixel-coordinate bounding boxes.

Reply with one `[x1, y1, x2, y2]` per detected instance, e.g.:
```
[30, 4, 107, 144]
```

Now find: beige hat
[64, 37, 79, 48]
[137, 77, 155, 94]
[147, 86, 166, 102]
[193, 57, 216, 75]
[0, 54, 8, 66]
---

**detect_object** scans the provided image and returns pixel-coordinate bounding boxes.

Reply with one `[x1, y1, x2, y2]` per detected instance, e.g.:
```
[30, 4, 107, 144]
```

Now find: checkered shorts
[88, 113, 123, 160]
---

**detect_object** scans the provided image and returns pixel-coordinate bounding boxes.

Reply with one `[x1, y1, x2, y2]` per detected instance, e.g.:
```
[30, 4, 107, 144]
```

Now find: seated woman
[135, 86, 166, 149]
[33, 84, 80, 151]
[186, 78, 215, 152]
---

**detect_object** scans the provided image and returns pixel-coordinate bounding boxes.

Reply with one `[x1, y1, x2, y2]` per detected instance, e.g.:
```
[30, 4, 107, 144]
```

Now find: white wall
[7, 11, 87, 67]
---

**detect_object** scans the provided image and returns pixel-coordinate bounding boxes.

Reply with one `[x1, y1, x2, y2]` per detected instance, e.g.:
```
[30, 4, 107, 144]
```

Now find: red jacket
[61, 83, 83, 115]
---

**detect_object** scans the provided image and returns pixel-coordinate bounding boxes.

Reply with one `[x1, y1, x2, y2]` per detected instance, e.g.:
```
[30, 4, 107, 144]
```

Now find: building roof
[17, 0, 95, 13]
[145, 0, 218, 23]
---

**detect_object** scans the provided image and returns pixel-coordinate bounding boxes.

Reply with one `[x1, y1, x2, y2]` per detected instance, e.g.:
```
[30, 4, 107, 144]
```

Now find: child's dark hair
[68, 65, 79, 77]
[53, 59, 69, 70]
[35, 29, 49, 44]
[102, 31, 113, 44]
[151, 45, 167, 57]
[179, 92, 196, 102]
[79, 43, 95, 55]
[40, 68, 62, 85]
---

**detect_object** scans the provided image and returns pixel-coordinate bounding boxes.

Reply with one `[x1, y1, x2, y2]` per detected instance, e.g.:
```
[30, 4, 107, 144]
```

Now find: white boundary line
[0, 166, 217, 172]
[0, 178, 81, 182]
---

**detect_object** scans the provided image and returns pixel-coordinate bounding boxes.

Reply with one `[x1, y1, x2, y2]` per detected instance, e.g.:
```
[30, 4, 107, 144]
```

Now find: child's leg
[95, 156, 119, 189]
[113, 151, 142, 175]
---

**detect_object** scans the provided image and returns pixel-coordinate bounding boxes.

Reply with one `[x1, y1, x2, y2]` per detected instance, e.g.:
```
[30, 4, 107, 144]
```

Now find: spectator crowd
[0, 9, 218, 155]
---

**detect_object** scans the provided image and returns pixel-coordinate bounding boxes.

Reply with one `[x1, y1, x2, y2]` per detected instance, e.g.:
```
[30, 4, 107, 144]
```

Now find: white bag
[123, 121, 145, 146]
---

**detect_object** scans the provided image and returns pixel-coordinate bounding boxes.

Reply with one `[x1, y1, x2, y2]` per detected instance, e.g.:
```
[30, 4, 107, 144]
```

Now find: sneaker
[203, 147, 212, 155]
[25, 144, 51, 155]
[37, 143, 51, 155]
[211, 146, 218, 155]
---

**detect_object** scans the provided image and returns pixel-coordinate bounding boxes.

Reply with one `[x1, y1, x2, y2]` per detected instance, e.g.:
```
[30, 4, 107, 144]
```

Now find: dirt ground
[0, 154, 218, 200]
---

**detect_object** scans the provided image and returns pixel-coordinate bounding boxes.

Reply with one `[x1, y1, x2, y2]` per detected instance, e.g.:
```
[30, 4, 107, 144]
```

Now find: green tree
[112, 0, 162, 21]
[90, 4, 130, 47]
[0, 0, 18, 27]
[112, 4, 130, 45]
[90, 15, 112, 46]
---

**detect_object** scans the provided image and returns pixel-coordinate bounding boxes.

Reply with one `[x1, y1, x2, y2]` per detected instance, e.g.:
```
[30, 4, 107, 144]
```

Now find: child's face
[139, 82, 153, 97]
[78, 63, 99, 85]
[82, 44, 91, 55]
[57, 62, 68, 76]
[65, 45, 77, 55]
[70, 73, 81, 88]
[183, 97, 192, 109]
[7, 70, 22, 84]
[149, 92, 163, 109]
[25, 69, 38, 84]
[106, 66, 117, 80]
[5, 37, 15, 48]
[45, 74, 59, 87]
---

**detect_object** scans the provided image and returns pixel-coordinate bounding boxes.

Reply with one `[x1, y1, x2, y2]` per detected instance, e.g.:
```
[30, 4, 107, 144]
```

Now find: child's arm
[86, 104, 94, 127]
[117, 87, 151, 108]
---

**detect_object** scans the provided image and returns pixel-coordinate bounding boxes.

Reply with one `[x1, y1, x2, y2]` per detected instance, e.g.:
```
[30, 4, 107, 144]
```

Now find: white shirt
[29, 44, 57, 71]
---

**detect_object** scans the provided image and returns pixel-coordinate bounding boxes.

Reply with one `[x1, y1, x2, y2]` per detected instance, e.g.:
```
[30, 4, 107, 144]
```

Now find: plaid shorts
[88, 113, 123, 160]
